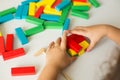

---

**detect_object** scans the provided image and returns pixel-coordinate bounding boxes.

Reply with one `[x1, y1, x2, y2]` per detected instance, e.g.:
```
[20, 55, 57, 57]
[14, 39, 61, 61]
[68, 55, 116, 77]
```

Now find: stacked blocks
[11, 66, 36, 76]
[0, 33, 5, 55]
[67, 34, 89, 56]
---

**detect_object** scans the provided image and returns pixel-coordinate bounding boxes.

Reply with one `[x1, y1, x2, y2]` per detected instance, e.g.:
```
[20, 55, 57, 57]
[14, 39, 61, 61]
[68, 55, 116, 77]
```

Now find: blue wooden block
[22, 5, 29, 19]
[0, 14, 14, 24]
[15, 5, 24, 19]
[21, 0, 39, 5]
[55, 0, 71, 11]
[15, 27, 28, 45]
[40, 14, 60, 22]
[62, 18, 70, 33]
[25, 0, 39, 1]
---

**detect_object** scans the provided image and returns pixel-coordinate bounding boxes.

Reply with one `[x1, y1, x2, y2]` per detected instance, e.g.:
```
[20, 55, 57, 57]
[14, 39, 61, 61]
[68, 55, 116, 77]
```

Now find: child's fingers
[69, 57, 77, 64]
[73, 26, 85, 30]
[55, 37, 61, 46]
[86, 41, 96, 52]
[61, 31, 67, 49]
[47, 41, 55, 50]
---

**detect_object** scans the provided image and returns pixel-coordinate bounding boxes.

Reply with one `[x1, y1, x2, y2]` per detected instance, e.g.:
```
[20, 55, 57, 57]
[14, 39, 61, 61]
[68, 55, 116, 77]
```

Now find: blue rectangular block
[15, 27, 28, 45]
[55, 0, 71, 11]
[15, 5, 24, 19]
[22, 5, 29, 19]
[0, 14, 14, 24]
[62, 18, 70, 33]
[21, 0, 38, 5]
[40, 14, 60, 22]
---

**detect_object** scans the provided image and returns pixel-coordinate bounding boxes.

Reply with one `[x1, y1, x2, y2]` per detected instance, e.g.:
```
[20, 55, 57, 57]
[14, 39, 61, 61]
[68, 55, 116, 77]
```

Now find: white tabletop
[0, 0, 120, 80]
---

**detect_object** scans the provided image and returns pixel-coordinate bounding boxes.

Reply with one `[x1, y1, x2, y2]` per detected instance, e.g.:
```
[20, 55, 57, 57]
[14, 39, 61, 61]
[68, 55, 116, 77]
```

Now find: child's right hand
[69, 24, 109, 52]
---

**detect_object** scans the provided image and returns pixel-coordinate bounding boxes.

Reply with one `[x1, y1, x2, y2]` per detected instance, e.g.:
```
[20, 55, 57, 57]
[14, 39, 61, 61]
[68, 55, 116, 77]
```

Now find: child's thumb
[86, 41, 96, 52]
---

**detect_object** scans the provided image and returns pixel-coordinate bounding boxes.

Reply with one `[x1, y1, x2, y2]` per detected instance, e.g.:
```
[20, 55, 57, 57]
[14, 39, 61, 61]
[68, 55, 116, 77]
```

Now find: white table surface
[0, 0, 120, 80]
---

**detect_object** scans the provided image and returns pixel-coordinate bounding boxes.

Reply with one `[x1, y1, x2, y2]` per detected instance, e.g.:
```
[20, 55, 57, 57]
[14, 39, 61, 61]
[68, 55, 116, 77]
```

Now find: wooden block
[44, 6, 62, 16]
[0, 32, 2, 36]
[62, 18, 70, 33]
[79, 40, 89, 49]
[0, 7, 16, 17]
[67, 36, 82, 53]
[2, 48, 25, 61]
[68, 49, 78, 56]
[15, 5, 24, 19]
[88, 0, 100, 8]
[24, 25, 44, 37]
[78, 49, 85, 56]
[22, 5, 29, 19]
[44, 21, 63, 29]
[29, 2, 36, 16]
[15, 27, 28, 45]
[0, 36, 5, 55]
[0, 14, 14, 24]
[26, 16, 44, 25]
[11, 66, 36, 76]
[72, 5, 90, 11]
[36, 1, 46, 8]
[40, 14, 60, 22]
[6, 34, 14, 51]
[34, 6, 44, 18]
[34, 48, 46, 56]
[73, 1, 91, 7]
[72, 0, 87, 2]
[52, 0, 62, 8]
[55, 0, 71, 11]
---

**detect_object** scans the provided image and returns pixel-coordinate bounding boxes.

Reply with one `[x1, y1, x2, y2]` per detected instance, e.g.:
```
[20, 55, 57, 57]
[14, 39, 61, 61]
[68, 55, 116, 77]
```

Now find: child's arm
[37, 31, 76, 80]
[69, 24, 120, 52]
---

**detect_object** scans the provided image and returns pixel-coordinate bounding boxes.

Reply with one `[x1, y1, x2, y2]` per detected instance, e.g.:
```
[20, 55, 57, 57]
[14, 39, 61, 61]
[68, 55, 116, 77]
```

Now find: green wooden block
[72, 6, 90, 11]
[24, 25, 44, 37]
[71, 10, 89, 19]
[89, 0, 100, 8]
[26, 16, 44, 25]
[0, 7, 16, 17]
[44, 21, 63, 29]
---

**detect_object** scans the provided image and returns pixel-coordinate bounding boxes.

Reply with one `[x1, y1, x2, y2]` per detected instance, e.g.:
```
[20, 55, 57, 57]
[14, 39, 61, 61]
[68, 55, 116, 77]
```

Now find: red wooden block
[11, 66, 36, 76]
[6, 34, 14, 51]
[34, 6, 44, 18]
[0, 36, 5, 55]
[67, 36, 82, 53]
[52, 0, 62, 8]
[72, 0, 87, 2]
[2, 48, 25, 61]
[69, 34, 86, 43]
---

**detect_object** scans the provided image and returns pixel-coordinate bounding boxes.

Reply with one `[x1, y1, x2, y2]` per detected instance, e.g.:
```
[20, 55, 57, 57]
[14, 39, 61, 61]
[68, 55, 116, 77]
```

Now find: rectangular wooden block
[2, 48, 25, 61]
[78, 49, 85, 56]
[22, 5, 29, 19]
[68, 49, 78, 56]
[73, 1, 91, 7]
[15, 27, 28, 45]
[62, 18, 70, 33]
[0, 7, 16, 17]
[44, 21, 63, 29]
[29, 2, 36, 16]
[0, 14, 14, 24]
[72, 0, 87, 2]
[44, 6, 62, 16]
[11, 66, 36, 76]
[34, 6, 44, 18]
[24, 25, 44, 37]
[26, 16, 44, 25]
[6, 34, 14, 51]
[88, 0, 100, 8]
[40, 14, 60, 22]
[79, 40, 89, 50]
[0, 36, 5, 55]
[15, 5, 24, 19]
[72, 5, 90, 11]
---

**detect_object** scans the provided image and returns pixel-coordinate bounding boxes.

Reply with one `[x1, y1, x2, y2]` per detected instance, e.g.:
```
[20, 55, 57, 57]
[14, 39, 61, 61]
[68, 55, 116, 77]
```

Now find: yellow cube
[79, 40, 89, 50]
[68, 49, 78, 56]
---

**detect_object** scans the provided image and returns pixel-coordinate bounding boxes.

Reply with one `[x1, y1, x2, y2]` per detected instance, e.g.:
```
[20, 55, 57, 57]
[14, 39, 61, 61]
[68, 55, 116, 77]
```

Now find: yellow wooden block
[79, 40, 89, 50]
[78, 49, 85, 56]
[0, 32, 2, 36]
[44, 6, 62, 16]
[68, 49, 77, 56]
[73, 2, 91, 7]
[36, 2, 46, 8]
[46, 0, 56, 6]
[29, 2, 36, 16]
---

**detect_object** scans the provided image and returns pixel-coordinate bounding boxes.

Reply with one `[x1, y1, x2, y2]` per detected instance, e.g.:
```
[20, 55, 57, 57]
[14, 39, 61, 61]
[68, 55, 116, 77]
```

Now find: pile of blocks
[0, 0, 100, 76]
[67, 34, 89, 56]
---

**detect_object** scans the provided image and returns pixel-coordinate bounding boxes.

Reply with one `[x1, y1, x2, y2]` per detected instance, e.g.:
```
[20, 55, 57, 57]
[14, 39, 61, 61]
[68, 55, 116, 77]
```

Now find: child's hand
[46, 31, 76, 71]
[69, 24, 108, 52]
